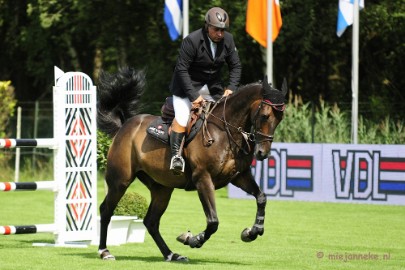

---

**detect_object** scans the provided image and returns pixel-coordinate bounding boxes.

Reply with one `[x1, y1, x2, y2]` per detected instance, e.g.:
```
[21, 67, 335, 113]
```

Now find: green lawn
[0, 178, 404, 270]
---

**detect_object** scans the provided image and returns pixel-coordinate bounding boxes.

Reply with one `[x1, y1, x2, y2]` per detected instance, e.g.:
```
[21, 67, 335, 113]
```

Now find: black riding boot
[170, 131, 185, 175]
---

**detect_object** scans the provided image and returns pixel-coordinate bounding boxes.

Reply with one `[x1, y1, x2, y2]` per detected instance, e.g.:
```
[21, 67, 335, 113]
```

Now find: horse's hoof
[166, 253, 189, 262]
[176, 231, 193, 245]
[241, 227, 253, 242]
[188, 235, 203, 248]
[99, 249, 116, 260]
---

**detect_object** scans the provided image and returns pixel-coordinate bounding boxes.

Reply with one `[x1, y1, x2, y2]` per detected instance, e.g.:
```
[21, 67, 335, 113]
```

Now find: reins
[201, 95, 276, 155]
[220, 96, 254, 155]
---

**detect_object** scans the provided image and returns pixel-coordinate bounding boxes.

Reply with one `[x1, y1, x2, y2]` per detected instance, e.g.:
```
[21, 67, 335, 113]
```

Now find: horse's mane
[216, 81, 262, 108]
[233, 79, 287, 106]
[237, 81, 262, 91]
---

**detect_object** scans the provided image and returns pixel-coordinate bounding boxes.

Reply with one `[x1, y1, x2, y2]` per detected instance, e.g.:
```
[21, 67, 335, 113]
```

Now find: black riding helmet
[205, 7, 229, 29]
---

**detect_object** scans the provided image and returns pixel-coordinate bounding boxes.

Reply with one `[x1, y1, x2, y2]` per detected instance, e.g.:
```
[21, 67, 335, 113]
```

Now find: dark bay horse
[97, 67, 287, 261]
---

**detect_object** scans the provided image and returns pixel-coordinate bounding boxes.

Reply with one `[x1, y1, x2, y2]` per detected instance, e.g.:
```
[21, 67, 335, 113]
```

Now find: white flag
[337, 0, 365, 37]
[164, 0, 182, 40]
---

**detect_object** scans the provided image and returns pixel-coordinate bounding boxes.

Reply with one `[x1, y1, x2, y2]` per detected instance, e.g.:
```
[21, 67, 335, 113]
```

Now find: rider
[168, 7, 242, 175]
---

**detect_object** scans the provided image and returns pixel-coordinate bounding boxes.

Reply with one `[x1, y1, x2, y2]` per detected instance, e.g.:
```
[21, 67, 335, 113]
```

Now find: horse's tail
[97, 67, 145, 137]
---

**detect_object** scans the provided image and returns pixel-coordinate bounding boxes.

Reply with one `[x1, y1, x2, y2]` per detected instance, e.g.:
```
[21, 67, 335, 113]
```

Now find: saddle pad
[146, 117, 204, 145]
[146, 118, 171, 144]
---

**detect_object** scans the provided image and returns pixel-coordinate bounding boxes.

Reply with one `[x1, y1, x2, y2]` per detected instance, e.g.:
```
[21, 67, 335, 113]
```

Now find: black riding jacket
[169, 28, 242, 102]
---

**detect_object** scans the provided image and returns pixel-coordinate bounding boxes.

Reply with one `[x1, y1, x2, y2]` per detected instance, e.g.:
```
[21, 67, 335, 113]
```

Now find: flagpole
[266, 0, 273, 84]
[264, 0, 273, 184]
[183, 0, 189, 38]
[351, 0, 359, 144]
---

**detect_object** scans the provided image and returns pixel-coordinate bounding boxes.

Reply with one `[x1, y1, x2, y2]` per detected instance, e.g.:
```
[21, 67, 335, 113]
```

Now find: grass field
[0, 178, 404, 270]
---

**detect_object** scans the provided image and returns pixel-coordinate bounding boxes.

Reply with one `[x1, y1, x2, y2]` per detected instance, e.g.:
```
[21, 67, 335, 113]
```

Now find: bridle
[253, 99, 286, 143]
[202, 95, 285, 155]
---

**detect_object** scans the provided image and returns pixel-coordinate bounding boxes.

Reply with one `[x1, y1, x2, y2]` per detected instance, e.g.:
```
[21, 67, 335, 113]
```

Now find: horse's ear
[281, 78, 288, 97]
[262, 75, 271, 94]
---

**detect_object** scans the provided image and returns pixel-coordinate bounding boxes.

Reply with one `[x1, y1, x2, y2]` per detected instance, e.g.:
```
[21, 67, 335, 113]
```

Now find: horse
[96, 67, 287, 261]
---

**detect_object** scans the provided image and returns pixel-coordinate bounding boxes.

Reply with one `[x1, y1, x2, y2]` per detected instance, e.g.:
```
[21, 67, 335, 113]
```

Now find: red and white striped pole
[0, 224, 56, 235]
[0, 139, 56, 149]
[0, 181, 55, 191]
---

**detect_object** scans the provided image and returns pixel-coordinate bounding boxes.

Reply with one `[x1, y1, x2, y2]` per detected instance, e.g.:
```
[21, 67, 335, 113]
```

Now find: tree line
[1, 0, 404, 122]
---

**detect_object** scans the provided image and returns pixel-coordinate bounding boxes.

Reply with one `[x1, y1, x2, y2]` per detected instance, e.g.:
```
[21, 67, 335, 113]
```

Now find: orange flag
[246, 0, 282, 47]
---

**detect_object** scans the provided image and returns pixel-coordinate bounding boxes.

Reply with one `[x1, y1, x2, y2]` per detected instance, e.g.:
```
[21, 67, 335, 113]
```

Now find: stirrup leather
[170, 155, 185, 173]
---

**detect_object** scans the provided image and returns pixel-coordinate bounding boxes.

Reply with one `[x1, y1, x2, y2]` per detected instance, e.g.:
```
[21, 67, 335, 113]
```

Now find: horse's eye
[261, 114, 270, 121]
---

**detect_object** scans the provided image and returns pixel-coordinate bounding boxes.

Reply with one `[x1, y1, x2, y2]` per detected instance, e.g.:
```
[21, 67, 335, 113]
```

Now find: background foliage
[1, 0, 404, 122]
[0, 81, 16, 165]
[276, 98, 405, 144]
[114, 191, 148, 218]
[96, 130, 111, 171]
[0, 81, 16, 138]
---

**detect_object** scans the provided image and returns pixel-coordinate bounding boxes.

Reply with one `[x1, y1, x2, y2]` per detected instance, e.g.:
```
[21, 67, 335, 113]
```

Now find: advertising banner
[228, 143, 405, 205]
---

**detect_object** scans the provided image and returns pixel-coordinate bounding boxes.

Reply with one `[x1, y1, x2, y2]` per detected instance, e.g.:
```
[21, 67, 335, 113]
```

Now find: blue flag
[164, 0, 182, 41]
[337, 0, 364, 37]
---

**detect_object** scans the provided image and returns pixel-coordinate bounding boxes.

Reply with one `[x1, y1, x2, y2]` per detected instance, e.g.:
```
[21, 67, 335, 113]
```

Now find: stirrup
[170, 155, 185, 175]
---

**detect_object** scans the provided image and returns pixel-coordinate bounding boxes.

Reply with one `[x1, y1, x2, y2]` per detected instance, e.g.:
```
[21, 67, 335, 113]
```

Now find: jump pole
[0, 67, 98, 247]
[0, 181, 55, 191]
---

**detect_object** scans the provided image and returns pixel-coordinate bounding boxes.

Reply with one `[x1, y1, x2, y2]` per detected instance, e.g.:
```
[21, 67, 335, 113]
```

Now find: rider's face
[207, 25, 225, 43]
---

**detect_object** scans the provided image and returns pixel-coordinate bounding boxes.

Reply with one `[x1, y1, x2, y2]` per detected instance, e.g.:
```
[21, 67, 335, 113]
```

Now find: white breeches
[173, 85, 215, 127]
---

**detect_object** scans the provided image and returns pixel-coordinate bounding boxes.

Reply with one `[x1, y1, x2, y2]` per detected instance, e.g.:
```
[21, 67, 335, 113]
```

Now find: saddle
[146, 97, 207, 145]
